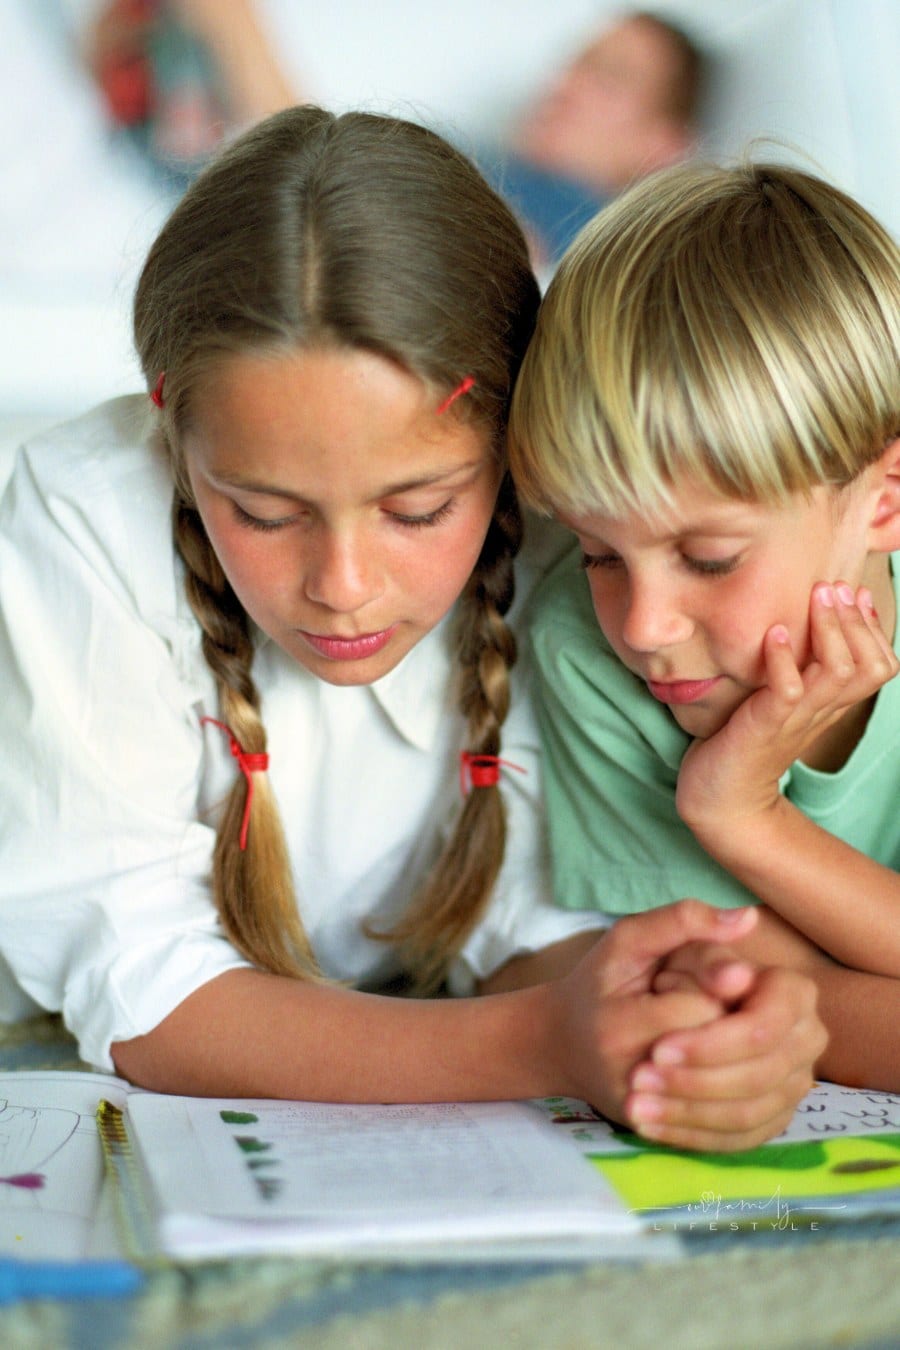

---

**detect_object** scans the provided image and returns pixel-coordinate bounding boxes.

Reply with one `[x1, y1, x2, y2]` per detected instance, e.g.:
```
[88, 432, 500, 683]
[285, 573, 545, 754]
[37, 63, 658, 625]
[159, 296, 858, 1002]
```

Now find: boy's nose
[621, 580, 693, 652]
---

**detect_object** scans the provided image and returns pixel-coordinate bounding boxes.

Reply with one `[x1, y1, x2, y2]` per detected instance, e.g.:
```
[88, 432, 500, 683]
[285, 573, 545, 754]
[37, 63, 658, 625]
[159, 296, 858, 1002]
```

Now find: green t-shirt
[530, 547, 900, 915]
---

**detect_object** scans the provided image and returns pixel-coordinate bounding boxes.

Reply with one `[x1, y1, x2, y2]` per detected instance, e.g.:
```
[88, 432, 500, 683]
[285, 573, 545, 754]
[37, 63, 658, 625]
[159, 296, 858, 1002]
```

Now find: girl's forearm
[111, 967, 564, 1103]
[108, 905, 831, 1153]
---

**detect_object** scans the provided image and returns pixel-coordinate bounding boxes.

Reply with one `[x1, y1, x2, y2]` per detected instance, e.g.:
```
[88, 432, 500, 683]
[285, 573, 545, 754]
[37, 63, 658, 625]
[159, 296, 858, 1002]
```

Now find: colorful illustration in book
[588, 1129, 900, 1217]
[584, 1089, 900, 1219]
[532, 1087, 900, 1222]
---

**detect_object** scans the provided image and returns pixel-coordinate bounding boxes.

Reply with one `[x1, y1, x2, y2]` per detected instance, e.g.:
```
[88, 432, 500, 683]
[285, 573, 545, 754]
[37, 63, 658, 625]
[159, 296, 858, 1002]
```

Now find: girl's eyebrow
[208, 474, 297, 496]
[208, 461, 485, 499]
[376, 462, 485, 496]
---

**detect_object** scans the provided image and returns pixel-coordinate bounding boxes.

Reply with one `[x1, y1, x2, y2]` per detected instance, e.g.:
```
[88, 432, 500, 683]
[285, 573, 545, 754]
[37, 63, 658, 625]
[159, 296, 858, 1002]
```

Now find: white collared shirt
[0, 397, 607, 1069]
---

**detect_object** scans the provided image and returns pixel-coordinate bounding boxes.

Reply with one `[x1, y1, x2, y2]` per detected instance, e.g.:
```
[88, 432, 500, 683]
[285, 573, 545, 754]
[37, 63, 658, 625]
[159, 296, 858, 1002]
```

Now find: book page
[0, 1071, 132, 1259]
[538, 1082, 900, 1155]
[127, 1095, 637, 1255]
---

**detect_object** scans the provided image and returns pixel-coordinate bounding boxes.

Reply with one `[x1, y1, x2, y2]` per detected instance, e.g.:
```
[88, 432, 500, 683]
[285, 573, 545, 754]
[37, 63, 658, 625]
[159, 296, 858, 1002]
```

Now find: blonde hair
[134, 106, 540, 990]
[509, 161, 900, 521]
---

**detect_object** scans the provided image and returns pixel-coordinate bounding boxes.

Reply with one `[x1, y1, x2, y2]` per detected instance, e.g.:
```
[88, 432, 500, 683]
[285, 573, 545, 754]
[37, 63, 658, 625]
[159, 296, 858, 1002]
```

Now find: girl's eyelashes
[231, 502, 297, 533]
[229, 498, 459, 532]
[387, 499, 457, 529]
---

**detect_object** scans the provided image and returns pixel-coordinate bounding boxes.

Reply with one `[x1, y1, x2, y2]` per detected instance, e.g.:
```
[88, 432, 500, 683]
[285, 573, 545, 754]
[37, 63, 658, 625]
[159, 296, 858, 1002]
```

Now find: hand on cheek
[677, 579, 898, 840]
[804, 579, 898, 703]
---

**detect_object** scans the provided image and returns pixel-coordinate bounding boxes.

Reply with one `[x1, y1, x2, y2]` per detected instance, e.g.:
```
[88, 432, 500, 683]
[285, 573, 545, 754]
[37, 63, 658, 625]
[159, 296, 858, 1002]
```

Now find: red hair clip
[436, 375, 475, 415]
[150, 371, 166, 408]
[201, 716, 269, 850]
[459, 751, 526, 796]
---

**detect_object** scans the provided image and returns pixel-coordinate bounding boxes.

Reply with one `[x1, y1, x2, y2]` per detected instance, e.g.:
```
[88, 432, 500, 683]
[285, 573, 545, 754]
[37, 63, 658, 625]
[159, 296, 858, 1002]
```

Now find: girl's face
[183, 347, 501, 686]
[565, 473, 890, 741]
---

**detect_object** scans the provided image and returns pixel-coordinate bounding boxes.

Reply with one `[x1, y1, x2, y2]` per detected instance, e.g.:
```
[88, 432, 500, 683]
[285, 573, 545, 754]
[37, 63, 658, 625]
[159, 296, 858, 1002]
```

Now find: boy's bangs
[511, 296, 835, 522]
[510, 159, 900, 522]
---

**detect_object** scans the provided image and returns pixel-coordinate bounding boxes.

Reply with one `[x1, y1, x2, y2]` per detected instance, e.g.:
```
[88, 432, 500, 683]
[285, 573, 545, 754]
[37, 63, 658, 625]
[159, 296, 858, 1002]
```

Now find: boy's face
[564, 475, 890, 741]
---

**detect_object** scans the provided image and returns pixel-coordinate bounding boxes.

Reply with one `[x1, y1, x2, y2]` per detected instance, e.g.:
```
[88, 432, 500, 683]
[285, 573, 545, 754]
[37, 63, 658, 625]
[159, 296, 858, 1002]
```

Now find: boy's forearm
[696, 891, 900, 1091]
[812, 962, 900, 1092]
[689, 797, 900, 977]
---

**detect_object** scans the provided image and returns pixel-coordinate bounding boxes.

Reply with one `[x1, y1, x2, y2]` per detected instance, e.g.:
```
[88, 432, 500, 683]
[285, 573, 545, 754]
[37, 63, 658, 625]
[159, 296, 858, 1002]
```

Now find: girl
[0, 109, 822, 1149]
[509, 160, 900, 1090]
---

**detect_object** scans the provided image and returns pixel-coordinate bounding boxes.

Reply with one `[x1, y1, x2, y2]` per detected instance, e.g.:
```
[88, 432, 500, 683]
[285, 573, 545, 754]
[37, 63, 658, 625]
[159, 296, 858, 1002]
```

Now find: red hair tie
[150, 371, 166, 408]
[436, 375, 475, 415]
[201, 716, 269, 850]
[459, 751, 526, 796]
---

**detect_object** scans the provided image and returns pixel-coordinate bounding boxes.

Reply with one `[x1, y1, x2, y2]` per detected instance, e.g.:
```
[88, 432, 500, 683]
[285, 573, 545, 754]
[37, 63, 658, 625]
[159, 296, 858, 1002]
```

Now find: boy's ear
[866, 437, 900, 552]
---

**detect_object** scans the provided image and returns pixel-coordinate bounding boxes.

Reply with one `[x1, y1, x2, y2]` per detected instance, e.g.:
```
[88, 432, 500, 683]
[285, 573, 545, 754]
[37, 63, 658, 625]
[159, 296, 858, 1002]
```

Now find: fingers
[555, 982, 725, 1126]
[760, 623, 804, 705]
[594, 900, 758, 997]
[758, 581, 898, 742]
[805, 580, 898, 697]
[653, 944, 758, 1006]
[623, 967, 827, 1152]
[650, 965, 824, 1074]
[624, 1072, 808, 1153]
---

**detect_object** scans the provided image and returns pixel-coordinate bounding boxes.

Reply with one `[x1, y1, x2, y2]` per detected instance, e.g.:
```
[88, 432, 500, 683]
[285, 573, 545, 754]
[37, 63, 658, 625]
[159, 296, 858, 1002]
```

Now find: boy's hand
[630, 957, 826, 1151]
[547, 900, 826, 1150]
[677, 581, 897, 840]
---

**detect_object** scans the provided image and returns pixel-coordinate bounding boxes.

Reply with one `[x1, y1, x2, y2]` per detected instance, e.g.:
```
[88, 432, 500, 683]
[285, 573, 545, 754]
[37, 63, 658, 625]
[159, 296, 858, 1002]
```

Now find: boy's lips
[647, 676, 722, 705]
[299, 626, 398, 661]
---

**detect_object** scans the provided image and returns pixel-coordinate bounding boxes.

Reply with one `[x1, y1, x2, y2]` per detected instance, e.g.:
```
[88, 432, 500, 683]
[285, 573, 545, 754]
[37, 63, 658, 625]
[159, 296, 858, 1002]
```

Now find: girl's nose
[303, 530, 382, 614]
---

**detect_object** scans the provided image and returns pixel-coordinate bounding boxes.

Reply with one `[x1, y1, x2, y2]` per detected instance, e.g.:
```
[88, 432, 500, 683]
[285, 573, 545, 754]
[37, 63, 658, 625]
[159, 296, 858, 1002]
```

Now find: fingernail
[770, 624, 790, 644]
[816, 584, 835, 607]
[715, 907, 751, 926]
[632, 1066, 665, 1092]
[652, 1043, 684, 1066]
[836, 583, 855, 606]
[635, 1122, 665, 1141]
[630, 1095, 664, 1123]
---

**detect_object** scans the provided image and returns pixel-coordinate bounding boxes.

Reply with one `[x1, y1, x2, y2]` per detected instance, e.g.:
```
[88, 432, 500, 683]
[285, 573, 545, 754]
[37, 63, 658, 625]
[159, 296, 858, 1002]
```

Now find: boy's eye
[683, 554, 741, 576]
[388, 499, 456, 529]
[580, 549, 742, 577]
[580, 550, 622, 571]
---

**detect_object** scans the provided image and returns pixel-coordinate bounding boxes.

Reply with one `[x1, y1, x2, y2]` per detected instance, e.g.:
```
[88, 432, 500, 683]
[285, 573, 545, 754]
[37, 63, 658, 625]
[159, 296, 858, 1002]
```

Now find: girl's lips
[647, 677, 722, 705]
[299, 626, 397, 661]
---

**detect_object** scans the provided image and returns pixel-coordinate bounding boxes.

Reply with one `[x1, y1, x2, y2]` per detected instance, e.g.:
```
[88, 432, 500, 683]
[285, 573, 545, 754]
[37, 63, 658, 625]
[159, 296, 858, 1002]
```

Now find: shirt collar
[368, 613, 456, 752]
[252, 611, 457, 754]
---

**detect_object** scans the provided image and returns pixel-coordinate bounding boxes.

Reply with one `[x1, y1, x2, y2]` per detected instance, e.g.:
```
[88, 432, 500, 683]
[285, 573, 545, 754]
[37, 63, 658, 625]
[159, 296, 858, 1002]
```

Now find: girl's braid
[380, 474, 523, 990]
[173, 493, 321, 979]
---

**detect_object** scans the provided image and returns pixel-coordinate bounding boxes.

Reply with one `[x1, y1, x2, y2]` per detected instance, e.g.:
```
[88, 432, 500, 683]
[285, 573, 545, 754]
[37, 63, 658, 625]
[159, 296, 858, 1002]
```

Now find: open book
[2, 1071, 900, 1264]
